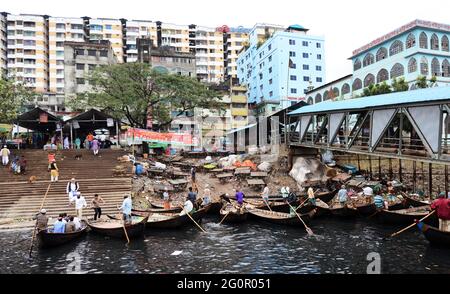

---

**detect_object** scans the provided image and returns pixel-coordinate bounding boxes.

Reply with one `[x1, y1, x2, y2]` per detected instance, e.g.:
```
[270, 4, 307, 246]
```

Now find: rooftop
[289, 86, 450, 116]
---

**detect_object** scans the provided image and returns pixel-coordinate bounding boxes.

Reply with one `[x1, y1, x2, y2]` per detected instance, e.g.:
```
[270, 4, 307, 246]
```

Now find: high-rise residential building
[224, 28, 250, 79]
[195, 26, 225, 83]
[159, 22, 190, 53]
[6, 14, 49, 93]
[305, 19, 450, 105]
[87, 18, 124, 63]
[0, 12, 7, 76]
[124, 20, 158, 62]
[237, 24, 326, 116]
[48, 16, 86, 93]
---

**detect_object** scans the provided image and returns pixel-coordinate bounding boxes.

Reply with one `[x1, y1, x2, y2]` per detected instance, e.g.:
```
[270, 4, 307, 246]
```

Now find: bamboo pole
[29, 183, 52, 258]
[387, 210, 435, 239]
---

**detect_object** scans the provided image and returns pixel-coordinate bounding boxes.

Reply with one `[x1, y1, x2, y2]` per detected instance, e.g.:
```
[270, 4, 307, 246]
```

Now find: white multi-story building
[6, 14, 49, 93]
[0, 12, 7, 76]
[88, 18, 124, 63]
[124, 20, 157, 62]
[195, 26, 224, 83]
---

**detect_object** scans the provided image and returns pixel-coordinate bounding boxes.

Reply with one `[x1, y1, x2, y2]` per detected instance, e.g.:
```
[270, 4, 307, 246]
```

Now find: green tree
[361, 81, 392, 97]
[429, 75, 437, 87]
[415, 75, 428, 88]
[68, 63, 222, 130]
[391, 77, 409, 92]
[0, 77, 34, 123]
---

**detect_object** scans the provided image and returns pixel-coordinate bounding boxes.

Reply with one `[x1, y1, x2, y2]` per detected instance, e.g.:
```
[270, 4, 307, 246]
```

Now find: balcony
[231, 108, 248, 116]
[231, 95, 247, 103]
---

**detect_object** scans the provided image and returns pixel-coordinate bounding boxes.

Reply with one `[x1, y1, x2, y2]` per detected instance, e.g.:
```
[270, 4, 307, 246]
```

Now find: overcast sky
[3, 0, 449, 82]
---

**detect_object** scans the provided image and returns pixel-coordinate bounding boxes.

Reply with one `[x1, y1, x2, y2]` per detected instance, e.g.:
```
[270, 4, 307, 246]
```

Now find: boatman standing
[33, 209, 49, 233]
[431, 192, 450, 232]
[235, 188, 245, 207]
[119, 195, 133, 224]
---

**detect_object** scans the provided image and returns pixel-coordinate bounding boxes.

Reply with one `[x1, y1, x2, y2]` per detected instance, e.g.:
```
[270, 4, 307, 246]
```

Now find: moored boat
[329, 202, 358, 217]
[417, 221, 450, 247]
[132, 207, 181, 214]
[378, 206, 438, 225]
[143, 204, 211, 229]
[402, 193, 431, 207]
[38, 220, 88, 248]
[247, 207, 314, 227]
[88, 216, 148, 239]
[219, 203, 248, 224]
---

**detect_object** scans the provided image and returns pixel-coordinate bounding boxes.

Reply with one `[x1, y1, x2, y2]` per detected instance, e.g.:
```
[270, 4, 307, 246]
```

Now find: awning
[15, 107, 62, 132]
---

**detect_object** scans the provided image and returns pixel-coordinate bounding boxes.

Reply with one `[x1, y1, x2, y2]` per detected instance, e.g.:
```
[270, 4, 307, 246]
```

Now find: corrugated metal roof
[288, 87, 450, 116]
[227, 123, 257, 134]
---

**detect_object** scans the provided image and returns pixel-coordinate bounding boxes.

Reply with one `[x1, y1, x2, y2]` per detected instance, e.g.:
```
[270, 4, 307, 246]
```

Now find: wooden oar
[286, 202, 314, 235]
[122, 217, 130, 244]
[29, 183, 52, 258]
[179, 205, 206, 233]
[218, 211, 230, 225]
[386, 210, 436, 239]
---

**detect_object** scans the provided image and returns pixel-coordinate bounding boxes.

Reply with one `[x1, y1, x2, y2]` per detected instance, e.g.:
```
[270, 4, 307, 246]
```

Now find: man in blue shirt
[53, 216, 66, 233]
[235, 188, 244, 206]
[187, 187, 197, 204]
[338, 185, 348, 204]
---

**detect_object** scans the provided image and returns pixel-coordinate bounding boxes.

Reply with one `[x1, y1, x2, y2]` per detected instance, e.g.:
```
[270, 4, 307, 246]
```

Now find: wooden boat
[329, 202, 358, 217]
[315, 189, 338, 203]
[402, 193, 431, 208]
[88, 216, 148, 239]
[221, 194, 288, 211]
[417, 221, 450, 247]
[142, 204, 211, 229]
[247, 207, 314, 227]
[386, 197, 407, 211]
[207, 201, 222, 215]
[219, 203, 248, 224]
[355, 202, 377, 216]
[38, 221, 88, 248]
[377, 206, 438, 225]
[150, 200, 184, 209]
[297, 199, 330, 217]
[132, 207, 181, 214]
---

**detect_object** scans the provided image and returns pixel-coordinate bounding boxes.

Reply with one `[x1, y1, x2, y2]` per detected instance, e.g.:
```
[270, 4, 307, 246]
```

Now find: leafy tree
[391, 77, 409, 92]
[0, 77, 34, 123]
[68, 63, 222, 130]
[361, 82, 392, 97]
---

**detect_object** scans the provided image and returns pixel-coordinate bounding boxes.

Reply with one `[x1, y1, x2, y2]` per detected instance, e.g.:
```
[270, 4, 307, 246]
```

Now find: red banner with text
[126, 128, 193, 146]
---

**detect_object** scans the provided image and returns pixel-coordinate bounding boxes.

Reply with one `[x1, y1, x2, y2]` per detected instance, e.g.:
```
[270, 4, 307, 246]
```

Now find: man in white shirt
[180, 199, 193, 216]
[202, 184, 211, 207]
[118, 195, 133, 224]
[261, 185, 270, 204]
[75, 193, 87, 219]
[66, 178, 80, 205]
[73, 216, 82, 231]
[1, 145, 10, 166]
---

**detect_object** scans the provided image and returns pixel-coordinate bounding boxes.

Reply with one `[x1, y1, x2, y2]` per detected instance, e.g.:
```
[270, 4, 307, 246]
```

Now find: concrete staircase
[0, 149, 132, 220]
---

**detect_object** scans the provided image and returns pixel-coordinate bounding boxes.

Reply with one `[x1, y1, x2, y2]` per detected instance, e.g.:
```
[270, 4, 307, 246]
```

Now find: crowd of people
[34, 210, 83, 234]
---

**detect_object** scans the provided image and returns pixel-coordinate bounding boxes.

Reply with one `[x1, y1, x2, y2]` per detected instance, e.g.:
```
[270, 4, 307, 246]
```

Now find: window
[364, 73, 375, 87]
[302, 41, 308, 46]
[376, 69, 389, 83]
[303, 76, 309, 81]
[269, 67, 272, 73]
[259, 73, 263, 80]
[88, 64, 96, 71]
[442, 59, 450, 77]
[430, 34, 439, 50]
[289, 39, 296, 45]
[442, 35, 449, 52]
[315, 93, 322, 103]
[316, 65, 322, 71]
[389, 40, 404, 56]
[100, 50, 108, 57]
[408, 58, 417, 73]
[406, 33, 416, 49]
[57, 60, 64, 65]
[268, 44, 272, 51]
[268, 55, 272, 62]
[352, 79, 362, 91]
[291, 88, 297, 94]
[91, 25, 102, 31]
[56, 42, 64, 47]
[260, 84, 263, 90]
[269, 91, 273, 97]
[431, 58, 440, 76]
[316, 43, 321, 48]
[289, 51, 296, 57]
[376, 47, 387, 61]
[290, 75, 297, 81]
[76, 78, 85, 85]
[57, 87, 64, 93]
[56, 23, 66, 29]
[303, 64, 309, 70]
[317, 54, 322, 60]
[24, 68, 35, 74]
[105, 34, 112, 38]
[71, 24, 83, 30]
[23, 40, 36, 46]
[323, 91, 329, 101]
[56, 51, 64, 57]
[354, 59, 362, 71]
[302, 53, 309, 58]
[105, 25, 113, 30]
[56, 33, 65, 38]
[269, 79, 273, 85]
[75, 49, 85, 56]
[419, 32, 428, 49]
[23, 31, 35, 37]
[316, 77, 323, 83]
[420, 57, 429, 75]
[76, 63, 85, 70]
[341, 83, 350, 94]
[363, 53, 375, 67]
[57, 69, 64, 75]
[56, 78, 64, 84]
[291, 63, 297, 69]
[88, 50, 97, 56]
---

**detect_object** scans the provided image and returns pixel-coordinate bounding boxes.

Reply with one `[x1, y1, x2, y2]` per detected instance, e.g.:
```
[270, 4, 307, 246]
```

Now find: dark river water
[0, 217, 449, 274]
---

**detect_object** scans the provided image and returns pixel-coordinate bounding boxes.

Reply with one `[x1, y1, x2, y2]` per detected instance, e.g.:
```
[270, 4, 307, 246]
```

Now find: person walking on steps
[1, 145, 10, 167]
[48, 159, 59, 182]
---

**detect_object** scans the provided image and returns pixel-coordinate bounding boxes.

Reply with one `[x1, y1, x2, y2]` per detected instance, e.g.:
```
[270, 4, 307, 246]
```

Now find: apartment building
[159, 22, 190, 54]
[195, 26, 225, 83]
[0, 12, 7, 76]
[124, 20, 157, 62]
[87, 18, 124, 63]
[224, 28, 249, 79]
[48, 16, 86, 93]
[6, 14, 49, 92]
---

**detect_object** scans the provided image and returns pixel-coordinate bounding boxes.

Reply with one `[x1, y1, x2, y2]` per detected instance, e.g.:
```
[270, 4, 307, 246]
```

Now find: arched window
[406, 33, 416, 49]
[363, 53, 375, 67]
[408, 58, 417, 73]
[431, 58, 440, 76]
[419, 32, 428, 49]
[376, 69, 389, 83]
[332, 87, 339, 97]
[363, 73, 375, 87]
[442, 35, 449, 52]
[389, 40, 404, 56]
[430, 34, 439, 50]
[376, 47, 388, 61]
[341, 83, 350, 95]
[390, 63, 405, 79]
[352, 78, 362, 91]
[353, 59, 361, 71]
[420, 57, 429, 75]
[315, 93, 322, 104]
[442, 59, 450, 77]
[307, 97, 314, 105]
[323, 90, 329, 101]
[410, 84, 417, 90]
